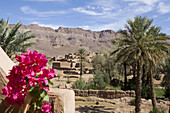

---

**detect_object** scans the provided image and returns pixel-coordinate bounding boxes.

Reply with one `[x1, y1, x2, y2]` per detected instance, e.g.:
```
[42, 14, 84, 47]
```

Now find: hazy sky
[1, 0, 170, 34]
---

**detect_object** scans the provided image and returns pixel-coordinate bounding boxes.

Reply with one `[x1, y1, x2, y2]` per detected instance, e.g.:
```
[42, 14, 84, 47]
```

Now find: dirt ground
[75, 96, 169, 113]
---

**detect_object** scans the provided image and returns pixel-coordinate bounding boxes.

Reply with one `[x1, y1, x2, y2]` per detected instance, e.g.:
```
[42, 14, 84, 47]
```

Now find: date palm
[77, 48, 87, 78]
[112, 29, 144, 113]
[145, 27, 169, 108]
[0, 18, 35, 58]
[112, 16, 169, 113]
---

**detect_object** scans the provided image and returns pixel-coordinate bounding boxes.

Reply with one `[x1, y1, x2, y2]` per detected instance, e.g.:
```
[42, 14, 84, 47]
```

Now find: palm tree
[144, 28, 169, 108]
[111, 33, 135, 91]
[111, 16, 169, 113]
[112, 30, 144, 113]
[0, 18, 35, 58]
[77, 48, 87, 78]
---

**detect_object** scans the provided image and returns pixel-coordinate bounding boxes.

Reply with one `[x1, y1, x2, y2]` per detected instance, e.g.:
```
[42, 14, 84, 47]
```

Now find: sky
[1, 0, 170, 34]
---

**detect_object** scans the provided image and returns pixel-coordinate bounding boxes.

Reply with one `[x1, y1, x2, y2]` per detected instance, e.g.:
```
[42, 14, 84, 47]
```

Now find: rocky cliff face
[9, 24, 121, 57]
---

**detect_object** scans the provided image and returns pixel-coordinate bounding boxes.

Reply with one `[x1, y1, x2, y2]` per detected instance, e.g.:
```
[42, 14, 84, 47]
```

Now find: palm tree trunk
[80, 56, 83, 78]
[124, 62, 127, 90]
[146, 72, 150, 85]
[135, 59, 143, 113]
[149, 69, 157, 108]
[142, 65, 145, 83]
[133, 63, 136, 78]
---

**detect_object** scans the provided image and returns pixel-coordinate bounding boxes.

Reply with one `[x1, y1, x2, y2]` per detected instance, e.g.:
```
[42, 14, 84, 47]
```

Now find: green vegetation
[142, 86, 165, 99]
[105, 86, 121, 90]
[0, 18, 35, 58]
[154, 88, 165, 98]
[91, 50, 122, 89]
[66, 76, 71, 84]
[141, 84, 151, 99]
[88, 70, 110, 90]
[73, 78, 87, 90]
[56, 73, 63, 81]
[161, 56, 170, 99]
[73, 70, 111, 90]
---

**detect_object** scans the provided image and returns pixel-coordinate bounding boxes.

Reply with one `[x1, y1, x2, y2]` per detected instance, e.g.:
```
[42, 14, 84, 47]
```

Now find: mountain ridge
[9, 24, 121, 57]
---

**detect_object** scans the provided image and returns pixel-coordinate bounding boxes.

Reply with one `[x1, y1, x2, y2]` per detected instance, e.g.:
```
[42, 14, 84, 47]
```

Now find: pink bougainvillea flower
[40, 102, 52, 113]
[1, 49, 56, 111]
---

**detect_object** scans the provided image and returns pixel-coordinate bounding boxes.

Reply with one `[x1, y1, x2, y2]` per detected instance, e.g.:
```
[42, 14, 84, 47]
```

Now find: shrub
[66, 76, 71, 84]
[72, 78, 87, 90]
[87, 77, 99, 90]
[161, 73, 170, 99]
[125, 81, 151, 99]
[141, 83, 151, 99]
[123, 81, 135, 90]
[161, 56, 170, 99]
[92, 70, 110, 90]
[110, 78, 123, 87]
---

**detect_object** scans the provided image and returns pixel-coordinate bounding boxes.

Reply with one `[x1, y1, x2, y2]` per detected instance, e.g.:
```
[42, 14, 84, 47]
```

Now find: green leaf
[42, 95, 49, 102]
[42, 83, 45, 86]
[40, 89, 47, 98]
[48, 80, 54, 85]
[42, 83, 49, 87]
[36, 99, 43, 108]
[29, 86, 40, 101]
[29, 87, 34, 92]
[25, 77, 29, 84]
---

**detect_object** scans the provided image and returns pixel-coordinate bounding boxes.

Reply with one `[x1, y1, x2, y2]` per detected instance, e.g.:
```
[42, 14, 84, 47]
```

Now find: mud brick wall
[74, 89, 135, 99]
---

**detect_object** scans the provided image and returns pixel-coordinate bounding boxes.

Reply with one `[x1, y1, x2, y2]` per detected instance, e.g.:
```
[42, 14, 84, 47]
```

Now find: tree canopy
[0, 18, 35, 58]
[111, 16, 170, 113]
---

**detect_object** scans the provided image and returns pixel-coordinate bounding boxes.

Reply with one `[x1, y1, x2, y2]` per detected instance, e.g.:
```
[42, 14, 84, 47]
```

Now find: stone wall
[74, 89, 135, 99]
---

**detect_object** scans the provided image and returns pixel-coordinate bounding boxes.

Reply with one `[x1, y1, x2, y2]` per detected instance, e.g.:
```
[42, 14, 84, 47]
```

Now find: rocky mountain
[9, 24, 121, 57]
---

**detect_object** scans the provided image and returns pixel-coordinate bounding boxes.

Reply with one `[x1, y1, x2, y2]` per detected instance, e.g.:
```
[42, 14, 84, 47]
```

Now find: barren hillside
[9, 24, 121, 57]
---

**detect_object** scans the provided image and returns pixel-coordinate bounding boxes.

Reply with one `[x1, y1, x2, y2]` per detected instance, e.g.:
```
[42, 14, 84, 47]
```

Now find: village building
[52, 53, 94, 75]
